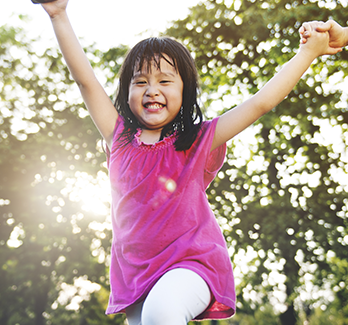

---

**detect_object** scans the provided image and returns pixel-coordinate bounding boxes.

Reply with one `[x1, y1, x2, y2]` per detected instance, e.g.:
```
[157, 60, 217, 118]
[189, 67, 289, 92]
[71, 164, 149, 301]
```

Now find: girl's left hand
[299, 20, 320, 44]
[300, 21, 343, 55]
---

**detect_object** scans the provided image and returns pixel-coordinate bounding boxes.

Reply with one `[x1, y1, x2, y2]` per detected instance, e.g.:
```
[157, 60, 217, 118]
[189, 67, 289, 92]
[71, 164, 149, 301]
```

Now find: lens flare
[159, 176, 177, 193]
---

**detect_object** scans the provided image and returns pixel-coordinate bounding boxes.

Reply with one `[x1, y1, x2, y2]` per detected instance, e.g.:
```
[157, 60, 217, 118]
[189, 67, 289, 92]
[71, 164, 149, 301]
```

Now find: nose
[145, 84, 159, 97]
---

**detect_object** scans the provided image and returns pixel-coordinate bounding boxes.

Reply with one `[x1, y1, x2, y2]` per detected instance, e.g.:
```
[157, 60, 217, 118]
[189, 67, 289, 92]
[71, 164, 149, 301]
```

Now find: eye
[133, 80, 147, 85]
[160, 80, 172, 84]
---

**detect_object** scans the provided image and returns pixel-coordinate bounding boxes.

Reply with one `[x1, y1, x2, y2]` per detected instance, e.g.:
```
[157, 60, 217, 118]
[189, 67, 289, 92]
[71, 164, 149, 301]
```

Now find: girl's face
[128, 56, 184, 133]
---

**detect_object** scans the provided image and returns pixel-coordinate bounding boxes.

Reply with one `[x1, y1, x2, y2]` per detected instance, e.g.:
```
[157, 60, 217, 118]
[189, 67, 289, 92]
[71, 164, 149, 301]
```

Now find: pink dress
[106, 116, 236, 320]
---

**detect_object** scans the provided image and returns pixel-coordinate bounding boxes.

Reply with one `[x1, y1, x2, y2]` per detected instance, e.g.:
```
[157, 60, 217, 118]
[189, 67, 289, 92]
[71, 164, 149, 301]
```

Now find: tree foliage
[0, 24, 126, 325]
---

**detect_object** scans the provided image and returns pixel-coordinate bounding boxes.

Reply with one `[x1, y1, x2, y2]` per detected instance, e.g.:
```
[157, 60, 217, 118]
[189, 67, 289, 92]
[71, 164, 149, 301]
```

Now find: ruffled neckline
[132, 128, 177, 151]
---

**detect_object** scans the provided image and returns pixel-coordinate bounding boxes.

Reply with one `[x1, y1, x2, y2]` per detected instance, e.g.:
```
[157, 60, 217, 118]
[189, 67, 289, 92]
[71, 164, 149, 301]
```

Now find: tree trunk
[280, 302, 297, 325]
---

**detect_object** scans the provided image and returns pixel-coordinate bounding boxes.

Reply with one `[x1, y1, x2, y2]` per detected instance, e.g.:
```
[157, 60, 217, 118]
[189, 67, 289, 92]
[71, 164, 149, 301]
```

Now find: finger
[315, 20, 332, 32]
[301, 31, 311, 39]
[300, 22, 312, 34]
[327, 47, 343, 55]
[303, 21, 321, 32]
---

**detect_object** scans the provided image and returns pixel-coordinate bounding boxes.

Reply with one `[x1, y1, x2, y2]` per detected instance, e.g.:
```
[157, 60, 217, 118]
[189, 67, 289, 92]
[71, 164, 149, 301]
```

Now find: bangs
[130, 38, 179, 76]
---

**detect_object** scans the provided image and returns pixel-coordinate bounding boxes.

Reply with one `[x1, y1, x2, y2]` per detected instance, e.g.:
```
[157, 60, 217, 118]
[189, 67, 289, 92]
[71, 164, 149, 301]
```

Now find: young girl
[38, 1, 341, 324]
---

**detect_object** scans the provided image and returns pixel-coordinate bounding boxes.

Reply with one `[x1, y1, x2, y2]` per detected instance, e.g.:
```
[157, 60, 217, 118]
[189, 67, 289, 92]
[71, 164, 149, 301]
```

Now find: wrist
[49, 9, 68, 21]
[297, 45, 319, 62]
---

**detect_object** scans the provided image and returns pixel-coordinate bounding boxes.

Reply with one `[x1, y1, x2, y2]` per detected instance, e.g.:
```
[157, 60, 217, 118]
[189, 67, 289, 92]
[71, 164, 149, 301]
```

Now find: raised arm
[211, 26, 336, 151]
[40, 0, 118, 149]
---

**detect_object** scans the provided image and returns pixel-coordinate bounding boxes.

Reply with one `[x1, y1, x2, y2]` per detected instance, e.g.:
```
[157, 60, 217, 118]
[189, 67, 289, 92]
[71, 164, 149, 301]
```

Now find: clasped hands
[300, 20, 347, 55]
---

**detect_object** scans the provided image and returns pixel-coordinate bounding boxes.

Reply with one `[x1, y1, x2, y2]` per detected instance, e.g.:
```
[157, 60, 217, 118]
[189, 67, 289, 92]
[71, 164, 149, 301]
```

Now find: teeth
[145, 103, 164, 109]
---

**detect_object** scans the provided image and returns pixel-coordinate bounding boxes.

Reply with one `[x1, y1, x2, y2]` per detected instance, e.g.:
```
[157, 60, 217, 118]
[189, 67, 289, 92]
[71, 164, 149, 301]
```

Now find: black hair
[114, 37, 203, 151]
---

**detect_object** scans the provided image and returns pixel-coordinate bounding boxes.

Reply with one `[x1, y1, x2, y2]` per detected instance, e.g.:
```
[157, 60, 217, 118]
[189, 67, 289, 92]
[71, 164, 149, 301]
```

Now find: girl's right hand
[40, 0, 69, 19]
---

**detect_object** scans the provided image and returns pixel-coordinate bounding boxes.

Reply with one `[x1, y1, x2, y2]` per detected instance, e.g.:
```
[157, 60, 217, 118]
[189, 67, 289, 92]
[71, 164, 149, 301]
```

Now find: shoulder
[106, 116, 127, 162]
[197, 117, 219, 140]
[190, 117, 224, 154]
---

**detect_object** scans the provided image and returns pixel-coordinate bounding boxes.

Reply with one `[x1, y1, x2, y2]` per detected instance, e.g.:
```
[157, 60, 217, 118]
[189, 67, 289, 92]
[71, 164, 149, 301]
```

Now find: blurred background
[1, 0, 347, 324]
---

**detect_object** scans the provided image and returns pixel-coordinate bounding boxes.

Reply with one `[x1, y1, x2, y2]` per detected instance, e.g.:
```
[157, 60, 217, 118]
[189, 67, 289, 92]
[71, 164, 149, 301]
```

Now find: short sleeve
[203, 117, 227, 188]
[206, 144, 226, 174]
[106, 117, 124, 167]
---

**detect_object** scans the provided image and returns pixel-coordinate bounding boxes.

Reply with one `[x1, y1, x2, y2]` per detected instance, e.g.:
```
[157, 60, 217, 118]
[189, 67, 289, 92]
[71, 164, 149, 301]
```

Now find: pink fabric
[105, 116, 236, 320]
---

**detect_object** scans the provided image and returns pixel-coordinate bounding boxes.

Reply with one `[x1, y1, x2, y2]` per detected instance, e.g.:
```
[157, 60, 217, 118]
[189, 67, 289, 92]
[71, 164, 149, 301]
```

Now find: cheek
[127, 89, 137, 106]
[127, 91, 142, 114]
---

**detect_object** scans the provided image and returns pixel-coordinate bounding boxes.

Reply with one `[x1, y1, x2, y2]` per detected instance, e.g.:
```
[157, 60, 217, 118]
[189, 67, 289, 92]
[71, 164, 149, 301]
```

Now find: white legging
[126, 268, 211, 325]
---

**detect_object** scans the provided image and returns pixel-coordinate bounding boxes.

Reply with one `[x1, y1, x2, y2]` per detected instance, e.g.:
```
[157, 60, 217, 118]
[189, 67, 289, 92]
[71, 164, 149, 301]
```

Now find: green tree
[167, 0, 348, 324]
[0, 23, 126, 325]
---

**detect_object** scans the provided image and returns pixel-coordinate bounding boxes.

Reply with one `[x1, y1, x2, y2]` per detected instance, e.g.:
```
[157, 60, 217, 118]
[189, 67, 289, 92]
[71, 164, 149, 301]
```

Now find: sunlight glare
[61, 170, 110, 216]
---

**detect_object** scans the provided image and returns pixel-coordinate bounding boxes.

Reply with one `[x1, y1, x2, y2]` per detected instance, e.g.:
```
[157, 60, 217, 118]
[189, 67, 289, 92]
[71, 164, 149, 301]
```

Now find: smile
[144, 103, 165, 110]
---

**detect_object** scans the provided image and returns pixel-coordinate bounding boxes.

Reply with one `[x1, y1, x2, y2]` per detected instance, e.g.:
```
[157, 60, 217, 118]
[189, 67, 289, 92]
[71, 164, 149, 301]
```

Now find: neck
[139, 128, 162, 144]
